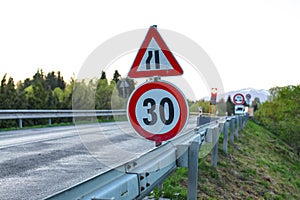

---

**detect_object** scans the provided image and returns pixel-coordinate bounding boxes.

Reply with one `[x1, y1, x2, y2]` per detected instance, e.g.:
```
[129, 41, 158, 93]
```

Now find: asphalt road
[0, 117, 197, 200]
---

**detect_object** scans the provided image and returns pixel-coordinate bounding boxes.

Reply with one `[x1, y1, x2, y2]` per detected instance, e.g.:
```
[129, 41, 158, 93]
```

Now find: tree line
[254, 85, 300, 154]
[0, 69, 135, 128]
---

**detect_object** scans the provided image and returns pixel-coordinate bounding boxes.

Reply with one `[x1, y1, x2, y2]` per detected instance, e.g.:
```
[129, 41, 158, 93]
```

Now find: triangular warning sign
[128, 26, 183, 78]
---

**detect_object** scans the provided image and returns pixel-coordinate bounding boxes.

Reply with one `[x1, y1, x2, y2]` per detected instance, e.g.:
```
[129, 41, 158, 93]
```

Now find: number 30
[143, 97, 174, 126]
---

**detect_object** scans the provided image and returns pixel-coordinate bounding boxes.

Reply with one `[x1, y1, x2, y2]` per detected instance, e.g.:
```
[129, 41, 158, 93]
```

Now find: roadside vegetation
[254, 85, 300, 155]
[151, 121, 300, 199]
[0, 69, 134, 128]
[155, 85, 300, 199]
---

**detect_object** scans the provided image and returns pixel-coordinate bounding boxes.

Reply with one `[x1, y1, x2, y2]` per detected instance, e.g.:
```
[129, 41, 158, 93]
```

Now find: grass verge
[154, 121, 300, 199]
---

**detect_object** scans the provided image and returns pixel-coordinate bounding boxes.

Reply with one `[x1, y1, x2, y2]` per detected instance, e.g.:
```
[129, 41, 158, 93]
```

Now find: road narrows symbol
[128, 26, 183, 78]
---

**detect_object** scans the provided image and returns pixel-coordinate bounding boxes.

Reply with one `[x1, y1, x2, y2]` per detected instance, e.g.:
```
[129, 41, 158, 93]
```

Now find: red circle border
[233, 93, 245, 105]
[127, 81, 188, 142]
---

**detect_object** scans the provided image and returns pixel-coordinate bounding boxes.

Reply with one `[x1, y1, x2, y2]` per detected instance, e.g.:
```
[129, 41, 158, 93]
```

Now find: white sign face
[235, 95, 243, 103]
[138, 38, 174, 71]
[235, 105, 245, 115]
[135, 89, 180, 134]
[127, 81, 188, 142]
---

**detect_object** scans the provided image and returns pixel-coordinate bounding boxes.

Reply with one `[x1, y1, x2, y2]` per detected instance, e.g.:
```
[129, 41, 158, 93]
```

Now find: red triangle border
[128, 26, 183, 78]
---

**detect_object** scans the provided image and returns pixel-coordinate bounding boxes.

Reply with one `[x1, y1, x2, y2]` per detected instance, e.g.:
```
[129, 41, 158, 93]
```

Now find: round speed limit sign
[127, 80, 189, 142]
[233, 93, 245, 105]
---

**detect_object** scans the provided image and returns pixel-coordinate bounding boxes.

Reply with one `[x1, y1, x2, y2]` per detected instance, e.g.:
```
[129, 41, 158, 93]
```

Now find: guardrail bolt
[145, 172, 150, 177]
[146, 183, 150, 187]
[140, 175, 144, 180]
[133, 161, 137, 167]
[141, 186, 145, 191]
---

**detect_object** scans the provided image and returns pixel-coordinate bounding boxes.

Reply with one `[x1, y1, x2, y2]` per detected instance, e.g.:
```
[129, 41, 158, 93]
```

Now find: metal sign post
[119, 79, 129, 109]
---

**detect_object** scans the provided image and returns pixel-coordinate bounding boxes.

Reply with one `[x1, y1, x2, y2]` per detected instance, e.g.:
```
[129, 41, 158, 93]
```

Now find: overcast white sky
[0, 0, 299, 98]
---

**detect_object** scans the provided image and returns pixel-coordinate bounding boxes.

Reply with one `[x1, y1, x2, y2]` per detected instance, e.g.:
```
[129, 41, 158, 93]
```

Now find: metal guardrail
[45, 115, 248, 200]
[0, 110, 126, 128]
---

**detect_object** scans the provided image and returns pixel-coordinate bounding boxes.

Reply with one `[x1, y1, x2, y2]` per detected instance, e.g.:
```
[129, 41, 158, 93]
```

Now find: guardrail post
[239, 116, 243, 130]
[235, 116, 239, 138]
[188, 140, 200, 200]
[212, 127, 219, 168]
[205, 128, 213, 143]
[240, 116, 243, 129]
[230, 118, 235, 144]
[48, 118, 52, 126]
[222, 121, 229, 154]
[242, 116, 246, 129]
[19, 118, 23, 128]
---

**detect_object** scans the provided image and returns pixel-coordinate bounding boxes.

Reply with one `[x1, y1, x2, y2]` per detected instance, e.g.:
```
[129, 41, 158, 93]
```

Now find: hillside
[151, 121, 300, 199]
[222, 88, 270, 102]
